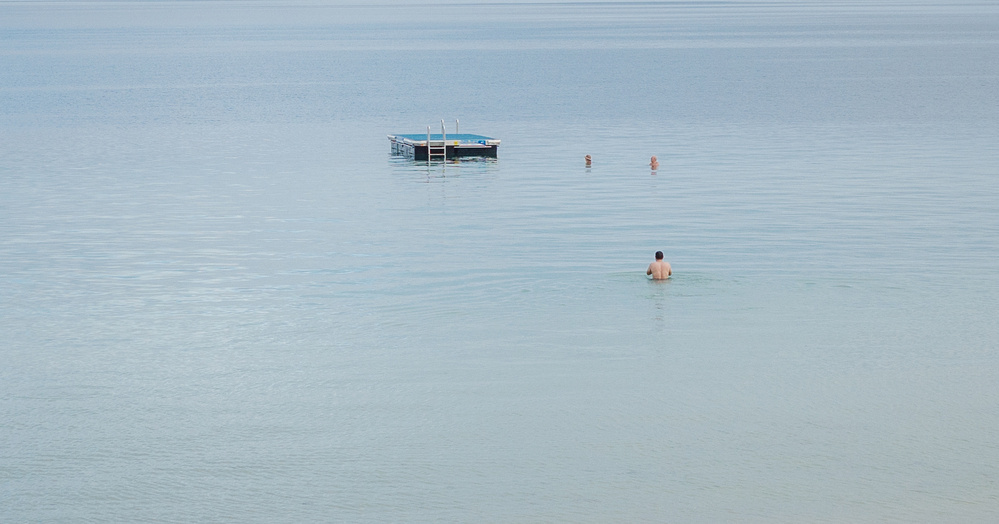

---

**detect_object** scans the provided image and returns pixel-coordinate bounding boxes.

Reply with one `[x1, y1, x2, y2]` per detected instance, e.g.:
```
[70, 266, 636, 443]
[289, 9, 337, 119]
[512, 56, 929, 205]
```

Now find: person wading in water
[646, 251, 672, 280]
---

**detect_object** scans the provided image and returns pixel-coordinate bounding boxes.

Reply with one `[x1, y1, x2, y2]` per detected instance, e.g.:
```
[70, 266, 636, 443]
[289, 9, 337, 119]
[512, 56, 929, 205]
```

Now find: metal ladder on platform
[427, 120, 447, 164]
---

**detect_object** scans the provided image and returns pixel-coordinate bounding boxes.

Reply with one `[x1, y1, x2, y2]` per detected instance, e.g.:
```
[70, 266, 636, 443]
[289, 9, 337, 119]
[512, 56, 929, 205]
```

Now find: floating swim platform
[388, 133, 500, 160]
[389, 120, 499, 161]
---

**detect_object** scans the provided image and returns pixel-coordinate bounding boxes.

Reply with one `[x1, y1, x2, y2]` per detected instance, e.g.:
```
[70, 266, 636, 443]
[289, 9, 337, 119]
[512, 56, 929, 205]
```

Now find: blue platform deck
[389, 134, 499, 146]
[388, 133, 500, 160]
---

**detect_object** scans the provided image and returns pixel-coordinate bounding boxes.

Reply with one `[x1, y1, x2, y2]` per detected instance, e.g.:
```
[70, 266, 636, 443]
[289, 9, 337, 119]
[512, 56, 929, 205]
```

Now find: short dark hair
[655, 251, 663, 260]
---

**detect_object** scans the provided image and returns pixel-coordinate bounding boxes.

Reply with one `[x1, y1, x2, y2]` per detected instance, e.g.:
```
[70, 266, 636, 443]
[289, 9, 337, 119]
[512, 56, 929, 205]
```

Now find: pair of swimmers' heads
[584, 155, 657, 167]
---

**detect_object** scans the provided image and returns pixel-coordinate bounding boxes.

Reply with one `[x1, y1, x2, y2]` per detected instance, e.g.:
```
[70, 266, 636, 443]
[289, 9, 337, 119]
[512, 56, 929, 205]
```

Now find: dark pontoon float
[389, 120, 499, 162]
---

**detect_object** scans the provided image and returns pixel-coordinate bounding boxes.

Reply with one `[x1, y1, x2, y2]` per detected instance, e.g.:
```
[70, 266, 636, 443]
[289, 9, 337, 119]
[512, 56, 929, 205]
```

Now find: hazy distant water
[2, 1, 998, 522]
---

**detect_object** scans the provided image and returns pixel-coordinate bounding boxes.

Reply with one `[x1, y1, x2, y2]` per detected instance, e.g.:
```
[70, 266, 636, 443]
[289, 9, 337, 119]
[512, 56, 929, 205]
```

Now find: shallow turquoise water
[2, 1, 998, 522]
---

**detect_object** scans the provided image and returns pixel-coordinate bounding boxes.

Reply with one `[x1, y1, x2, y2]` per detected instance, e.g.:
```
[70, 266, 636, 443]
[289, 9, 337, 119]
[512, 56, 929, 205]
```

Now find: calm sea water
[2, 1, 998, 522]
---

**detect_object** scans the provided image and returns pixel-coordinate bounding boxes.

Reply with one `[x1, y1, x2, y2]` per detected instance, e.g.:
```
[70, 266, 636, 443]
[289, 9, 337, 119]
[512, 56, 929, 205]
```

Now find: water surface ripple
[2, 1, 998, 522]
